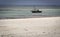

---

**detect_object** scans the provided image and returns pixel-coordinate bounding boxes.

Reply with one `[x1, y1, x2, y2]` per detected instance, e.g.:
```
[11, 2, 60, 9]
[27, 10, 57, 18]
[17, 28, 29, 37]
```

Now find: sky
[0, 0, 60, 5]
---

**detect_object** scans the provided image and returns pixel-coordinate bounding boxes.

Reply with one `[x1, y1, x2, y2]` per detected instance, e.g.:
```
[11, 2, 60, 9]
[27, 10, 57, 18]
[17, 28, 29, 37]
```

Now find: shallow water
[0, 9, 60, 19]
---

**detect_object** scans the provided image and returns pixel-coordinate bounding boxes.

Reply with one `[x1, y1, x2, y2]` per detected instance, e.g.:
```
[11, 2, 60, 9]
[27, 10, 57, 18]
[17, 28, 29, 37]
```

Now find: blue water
[0, 11, 31, 17]
[0, 9, 60, 18]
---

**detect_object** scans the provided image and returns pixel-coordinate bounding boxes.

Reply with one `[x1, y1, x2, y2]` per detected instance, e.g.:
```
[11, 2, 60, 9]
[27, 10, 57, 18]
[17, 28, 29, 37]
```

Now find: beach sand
[0, 17, 60, 37]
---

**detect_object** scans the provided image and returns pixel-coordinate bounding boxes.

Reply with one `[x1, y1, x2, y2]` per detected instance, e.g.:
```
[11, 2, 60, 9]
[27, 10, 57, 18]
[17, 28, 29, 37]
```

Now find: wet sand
[0, 17, 60, 37]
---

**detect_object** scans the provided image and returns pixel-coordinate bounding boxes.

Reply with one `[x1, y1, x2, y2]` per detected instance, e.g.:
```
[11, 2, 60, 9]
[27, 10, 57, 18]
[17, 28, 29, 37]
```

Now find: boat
[32, 9, 42, 13]
[31, 6, 42, 13]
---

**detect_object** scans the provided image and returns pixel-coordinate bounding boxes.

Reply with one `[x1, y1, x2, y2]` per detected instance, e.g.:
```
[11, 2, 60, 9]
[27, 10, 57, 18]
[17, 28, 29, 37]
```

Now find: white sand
[0, 17, 60, 37]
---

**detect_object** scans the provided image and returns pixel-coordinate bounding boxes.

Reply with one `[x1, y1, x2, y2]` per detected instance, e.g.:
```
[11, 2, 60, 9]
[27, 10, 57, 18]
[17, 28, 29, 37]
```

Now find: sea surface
[0, 6, 60, 18]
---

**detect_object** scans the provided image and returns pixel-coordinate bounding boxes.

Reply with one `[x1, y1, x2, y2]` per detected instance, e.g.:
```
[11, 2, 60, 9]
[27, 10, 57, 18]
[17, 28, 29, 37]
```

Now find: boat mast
[33, 5, 37, 11]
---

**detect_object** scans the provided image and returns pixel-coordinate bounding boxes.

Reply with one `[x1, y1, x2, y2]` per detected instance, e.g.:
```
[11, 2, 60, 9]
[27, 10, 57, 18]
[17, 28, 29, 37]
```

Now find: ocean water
[0, 7, 60, 18]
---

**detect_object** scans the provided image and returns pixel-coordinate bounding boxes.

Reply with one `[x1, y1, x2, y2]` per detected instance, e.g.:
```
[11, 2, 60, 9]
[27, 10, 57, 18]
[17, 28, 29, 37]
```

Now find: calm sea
[0, 6, 60, 18]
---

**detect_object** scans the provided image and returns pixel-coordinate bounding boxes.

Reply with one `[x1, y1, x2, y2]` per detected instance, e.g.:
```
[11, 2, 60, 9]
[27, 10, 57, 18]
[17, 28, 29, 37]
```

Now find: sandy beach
[0, 17, 60, 37]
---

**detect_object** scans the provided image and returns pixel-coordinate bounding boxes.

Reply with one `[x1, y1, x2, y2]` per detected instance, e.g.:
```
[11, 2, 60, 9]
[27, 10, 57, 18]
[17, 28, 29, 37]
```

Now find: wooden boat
[32, 6, 42, 13]
[32, 10, 42, 13]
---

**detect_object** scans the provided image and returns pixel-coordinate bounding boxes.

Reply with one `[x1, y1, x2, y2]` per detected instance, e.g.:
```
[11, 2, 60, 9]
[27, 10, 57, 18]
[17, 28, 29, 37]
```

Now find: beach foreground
[0, 17, 60, 37]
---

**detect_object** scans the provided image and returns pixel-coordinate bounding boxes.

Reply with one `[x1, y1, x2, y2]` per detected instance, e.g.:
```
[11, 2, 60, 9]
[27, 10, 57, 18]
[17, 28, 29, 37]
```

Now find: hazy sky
[0, 0, 60, 5]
